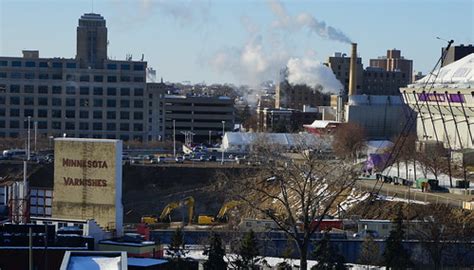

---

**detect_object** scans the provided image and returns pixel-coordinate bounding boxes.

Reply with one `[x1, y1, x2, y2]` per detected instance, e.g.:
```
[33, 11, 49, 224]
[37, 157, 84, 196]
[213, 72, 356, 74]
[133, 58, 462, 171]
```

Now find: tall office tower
[76, 13, 108, 69]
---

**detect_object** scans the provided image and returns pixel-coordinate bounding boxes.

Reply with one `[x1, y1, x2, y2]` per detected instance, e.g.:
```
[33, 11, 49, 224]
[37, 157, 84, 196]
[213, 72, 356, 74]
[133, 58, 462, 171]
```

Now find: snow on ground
[382, 160, 462, 187]
[338, 188, 371, 212]
[376, 194, 429, 205]
[67, 256, 122, 270]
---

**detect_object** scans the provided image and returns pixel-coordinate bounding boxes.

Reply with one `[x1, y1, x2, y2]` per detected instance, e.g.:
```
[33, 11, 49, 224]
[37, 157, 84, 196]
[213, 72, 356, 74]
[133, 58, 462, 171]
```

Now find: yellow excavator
[198, 200, 241, 225]
[141, 196, 194, 225]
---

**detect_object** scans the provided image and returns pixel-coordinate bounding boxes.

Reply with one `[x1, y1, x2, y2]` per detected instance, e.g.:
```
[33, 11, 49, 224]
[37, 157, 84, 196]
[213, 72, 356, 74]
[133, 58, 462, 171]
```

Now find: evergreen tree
[166, 227, 188, 260]
[383, 206, 412, 269]
[235, 230, 261, 269]
[358, 235, 381, 266]
[311, 233, 346, 270]
[203, 233, 227, 270]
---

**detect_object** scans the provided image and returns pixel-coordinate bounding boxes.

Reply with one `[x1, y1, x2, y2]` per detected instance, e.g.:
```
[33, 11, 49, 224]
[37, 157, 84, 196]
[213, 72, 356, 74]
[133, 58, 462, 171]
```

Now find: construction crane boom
[159, 201, 180, 222]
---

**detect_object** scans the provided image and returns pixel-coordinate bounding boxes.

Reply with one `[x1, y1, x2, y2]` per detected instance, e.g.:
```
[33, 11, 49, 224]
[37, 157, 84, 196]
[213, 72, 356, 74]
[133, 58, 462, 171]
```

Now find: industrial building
[401, 53, 474, 150]
[256, 106, 321, 132]
[275, 81, 331, 110]
[441, 44, 474, 67]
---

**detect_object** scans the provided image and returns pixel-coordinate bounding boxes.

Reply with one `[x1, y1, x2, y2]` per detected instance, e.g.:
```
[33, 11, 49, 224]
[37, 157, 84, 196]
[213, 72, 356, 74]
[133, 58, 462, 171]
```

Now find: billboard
[52, 138, 123, 235]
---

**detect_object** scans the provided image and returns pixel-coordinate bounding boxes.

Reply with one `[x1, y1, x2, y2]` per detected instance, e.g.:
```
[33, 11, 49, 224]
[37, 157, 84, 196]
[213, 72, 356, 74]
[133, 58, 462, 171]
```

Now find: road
[356, 179, 473, 208]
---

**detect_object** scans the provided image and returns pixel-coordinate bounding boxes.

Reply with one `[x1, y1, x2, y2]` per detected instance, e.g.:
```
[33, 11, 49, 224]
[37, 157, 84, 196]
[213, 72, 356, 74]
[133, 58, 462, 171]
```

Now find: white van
[2, 149, 27, 159]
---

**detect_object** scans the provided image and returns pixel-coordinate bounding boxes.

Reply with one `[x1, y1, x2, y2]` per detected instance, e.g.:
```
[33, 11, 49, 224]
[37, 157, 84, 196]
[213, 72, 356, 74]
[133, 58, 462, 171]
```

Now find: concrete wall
[52, 138, 123, 235]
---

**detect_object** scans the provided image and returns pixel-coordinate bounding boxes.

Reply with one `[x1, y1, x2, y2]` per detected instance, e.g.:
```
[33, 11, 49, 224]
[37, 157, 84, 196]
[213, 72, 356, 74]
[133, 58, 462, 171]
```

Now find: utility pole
[221, 121, 225, 165]
[34, 121, 37, 153]
[27, 116, 31, 160]
[173, 120, 176, 157]
[208, 130, 211, 145]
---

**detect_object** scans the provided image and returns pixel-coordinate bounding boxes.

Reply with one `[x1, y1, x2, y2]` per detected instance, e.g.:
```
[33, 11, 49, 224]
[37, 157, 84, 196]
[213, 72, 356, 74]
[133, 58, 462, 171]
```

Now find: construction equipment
[181, 196, 194, 225]
[140, 201, 180, 224]
[198, 200, 241, 225]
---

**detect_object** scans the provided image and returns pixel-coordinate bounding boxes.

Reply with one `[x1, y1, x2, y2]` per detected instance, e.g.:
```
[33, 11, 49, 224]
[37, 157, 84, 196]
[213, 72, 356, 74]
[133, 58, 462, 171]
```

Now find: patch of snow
[376, 195, 429, 205]
[67, 256, 121, 270]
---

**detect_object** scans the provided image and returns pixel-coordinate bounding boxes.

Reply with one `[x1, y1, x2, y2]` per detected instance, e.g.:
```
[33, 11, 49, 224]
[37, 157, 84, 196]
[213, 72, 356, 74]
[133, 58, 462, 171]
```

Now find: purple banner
[418, 93, 464, 103]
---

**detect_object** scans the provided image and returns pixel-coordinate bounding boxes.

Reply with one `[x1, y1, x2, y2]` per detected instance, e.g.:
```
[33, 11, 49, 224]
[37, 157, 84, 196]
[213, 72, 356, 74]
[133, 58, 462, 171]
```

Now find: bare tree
[224, 135, 359, 270]
[418, 144, 449, 182]
[332, 123, 366, 161]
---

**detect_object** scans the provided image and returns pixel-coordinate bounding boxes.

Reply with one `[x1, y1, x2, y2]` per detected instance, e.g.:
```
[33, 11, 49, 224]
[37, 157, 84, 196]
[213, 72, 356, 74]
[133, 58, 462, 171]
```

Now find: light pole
[27, 116, 31, 161]
[34, 121, 37, 153]
[173, 120, 176, 157]
[208, 130, 212, 145]
[221, 121, 225, 165]
[48, 136, 54, 149]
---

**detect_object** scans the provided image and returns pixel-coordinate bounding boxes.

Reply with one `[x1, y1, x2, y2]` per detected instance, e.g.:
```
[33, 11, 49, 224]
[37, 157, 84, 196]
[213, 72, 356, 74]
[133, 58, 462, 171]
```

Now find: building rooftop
[410, 53, 474, 87]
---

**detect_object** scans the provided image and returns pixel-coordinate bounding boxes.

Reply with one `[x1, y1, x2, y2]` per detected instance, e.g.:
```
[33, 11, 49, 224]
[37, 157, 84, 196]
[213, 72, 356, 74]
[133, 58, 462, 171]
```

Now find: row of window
[3, 96, 144, 108]
[2, 85, 144, 96]
[1, 109, 144, 120]
[0, 60, 145, 71]
[0, 72, 145, 82]
[1, 120, 143, 131]
[0, 132, 143, 141]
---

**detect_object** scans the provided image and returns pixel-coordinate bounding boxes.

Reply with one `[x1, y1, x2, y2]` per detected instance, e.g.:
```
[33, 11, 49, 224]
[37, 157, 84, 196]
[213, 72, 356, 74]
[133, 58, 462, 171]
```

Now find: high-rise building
[369, 49, 413, 83]
[275, 82, 330, 110]
[441, 44, 474, 67]
[325, 52, 363, 95]
[76, 13, 108, 69]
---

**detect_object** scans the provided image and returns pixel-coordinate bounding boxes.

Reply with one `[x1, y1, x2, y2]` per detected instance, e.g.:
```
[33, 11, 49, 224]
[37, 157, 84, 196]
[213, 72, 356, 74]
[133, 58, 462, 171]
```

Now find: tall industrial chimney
[349, 43, 357, 96]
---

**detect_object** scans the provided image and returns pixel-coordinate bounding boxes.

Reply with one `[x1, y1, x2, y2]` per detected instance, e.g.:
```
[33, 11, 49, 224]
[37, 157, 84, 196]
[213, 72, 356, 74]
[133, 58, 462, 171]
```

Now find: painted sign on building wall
[52, 138, 123, 235]
[418, 93, 465, 103]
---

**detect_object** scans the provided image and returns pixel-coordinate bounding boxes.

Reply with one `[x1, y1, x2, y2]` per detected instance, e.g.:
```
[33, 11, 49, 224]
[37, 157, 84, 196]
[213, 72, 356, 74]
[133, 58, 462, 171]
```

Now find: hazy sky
[0, 0, 472, 85]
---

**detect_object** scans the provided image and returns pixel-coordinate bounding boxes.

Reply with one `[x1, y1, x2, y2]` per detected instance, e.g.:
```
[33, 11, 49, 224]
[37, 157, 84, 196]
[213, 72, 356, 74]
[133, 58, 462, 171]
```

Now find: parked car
[175, 156, 184, 163]
[353, 229, 380, 239]
[158, 156, 166, 163]
[199, 155, 208, 162]
[183, 154, 191, 160]
[208, 155, 217, 162]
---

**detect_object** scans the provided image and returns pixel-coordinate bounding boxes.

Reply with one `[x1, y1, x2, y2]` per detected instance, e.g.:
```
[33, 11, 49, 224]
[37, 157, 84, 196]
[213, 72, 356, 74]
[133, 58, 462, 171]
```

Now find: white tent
[222, 132, 325, 152]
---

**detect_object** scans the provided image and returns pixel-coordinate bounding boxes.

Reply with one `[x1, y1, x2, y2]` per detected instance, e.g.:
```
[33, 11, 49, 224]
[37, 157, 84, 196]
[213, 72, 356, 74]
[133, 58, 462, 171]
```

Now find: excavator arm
[158, 202, 180, 222]
[181, 196, 195, 225]
[216, 200, 241, 221]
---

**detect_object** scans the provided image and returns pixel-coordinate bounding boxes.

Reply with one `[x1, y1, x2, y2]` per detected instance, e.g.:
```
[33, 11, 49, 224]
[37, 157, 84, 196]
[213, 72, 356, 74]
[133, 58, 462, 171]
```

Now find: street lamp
[221, 121, 225, 165]
[173, 120, 176, 157]
[48, 136, 54, 149]
[208, 130, 212, 145]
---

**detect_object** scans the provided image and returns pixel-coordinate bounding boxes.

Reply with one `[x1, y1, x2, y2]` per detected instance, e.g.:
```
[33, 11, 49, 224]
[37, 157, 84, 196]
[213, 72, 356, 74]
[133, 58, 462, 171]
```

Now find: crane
[198, 200, 241, 225]
[181, 196, 195, 225]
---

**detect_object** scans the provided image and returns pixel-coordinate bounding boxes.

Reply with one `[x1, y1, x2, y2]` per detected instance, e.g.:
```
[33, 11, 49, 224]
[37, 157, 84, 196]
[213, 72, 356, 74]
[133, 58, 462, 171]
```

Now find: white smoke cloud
[286, 58, 343, 94]
[268, 0, 352, 44]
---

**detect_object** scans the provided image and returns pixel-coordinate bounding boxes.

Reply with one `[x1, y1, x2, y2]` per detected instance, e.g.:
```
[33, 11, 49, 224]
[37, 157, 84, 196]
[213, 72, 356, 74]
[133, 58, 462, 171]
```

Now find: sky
[0, 0, 473, 86]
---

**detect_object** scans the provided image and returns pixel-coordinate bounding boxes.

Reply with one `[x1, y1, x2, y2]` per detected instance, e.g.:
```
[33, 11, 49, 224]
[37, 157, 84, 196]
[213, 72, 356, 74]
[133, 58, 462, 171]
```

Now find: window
[80, 87, 89, 95]
[93, 123, 102, 130]
[52, 122, 61, 129]
[38, 110, 47, 118]
[39, 74, 49, 80]
[107, 111, 116, 119]
[65, 122, 75, 130]
[134, 64, 144, 71]
[52, 62, 63, 68]
[106, 123, 116, 131]
[24, 109, 34, 117]
[134, 112, 143, 120]
[0, 120, 5, 128]
[0, 72, 6, 78]
[79, 111, 89, 119]
[134, 88, 144, 96]
[10, 96, 20, 105]
[11, 72, 22, 79]
[120, 123, 129, 131]
[0, 97, 4, 105]
[24, 85, 34, 93]
[66, 86, 76, 95]
[120, 111, 130, 120]
[134, 76, 145, 82]
[10, 85, 20, 93]
[93, 99, 103, 107]
[25, 61, 36, 67]
[120, 75, 130, 82]
[38, 86, 48, 94]
[66, 98, 75, 107]
[93, 87, 103, 95]
[93, 75, 103, 82]
[52, 86, 62, 94]
[12, 61, 22, 67]
[39, 62, 48, 68]
[79, 122, 89, 130]
[0, 60, 7, 66]
[134, 100, 143, 108]
[107, 100, 116, 108]
[107, 76, 117, 82]
[121, 64, 130, 70]
[38, 97, 48, 106]
[107, 63, 117, 70]
[52, 98, 61, 106]
[120, 88, 130, 96]
[24, 97, 34, 105]
[66, 62, 76, 68]
[134, 123, 143, 131]
[10, 109, 20, 117]
[10, 120, 20, 128]
[107, 88, 116, 96]
[80, 99, 89, 107]
[93, 111, 102, 119]
[52, 74, 62, 80]
[24, 73, 35, 79]
[65, 110, 75, 118]
[38, 121, 47, 129]
[52, 110, 61, 118]
[120, 100, 130, 108]
[80, 75, 89, 82]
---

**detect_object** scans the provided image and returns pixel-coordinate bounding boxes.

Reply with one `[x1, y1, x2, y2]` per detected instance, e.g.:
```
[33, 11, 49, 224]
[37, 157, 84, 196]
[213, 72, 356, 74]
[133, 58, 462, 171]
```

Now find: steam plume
[286, 58, 343, 94]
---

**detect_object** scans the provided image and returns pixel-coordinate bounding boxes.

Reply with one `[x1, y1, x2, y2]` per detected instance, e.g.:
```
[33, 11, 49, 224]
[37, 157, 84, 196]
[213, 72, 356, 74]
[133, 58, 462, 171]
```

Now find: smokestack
[349, 43, 357, 96]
